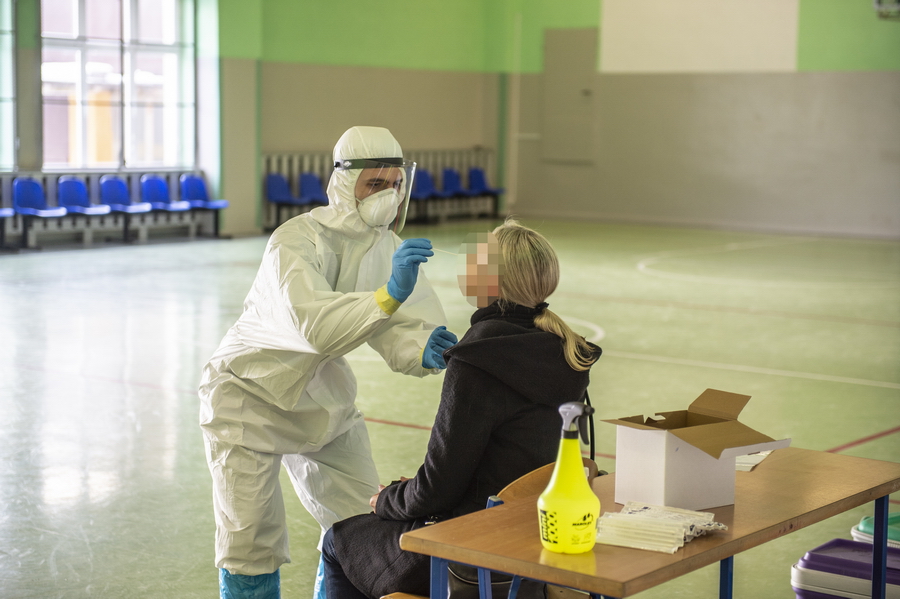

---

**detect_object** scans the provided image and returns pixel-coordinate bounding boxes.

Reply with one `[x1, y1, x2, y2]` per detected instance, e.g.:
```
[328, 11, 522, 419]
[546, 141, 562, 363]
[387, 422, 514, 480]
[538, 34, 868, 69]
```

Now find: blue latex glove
[387, 238, 434, 303]
[422, 326, 458, 369]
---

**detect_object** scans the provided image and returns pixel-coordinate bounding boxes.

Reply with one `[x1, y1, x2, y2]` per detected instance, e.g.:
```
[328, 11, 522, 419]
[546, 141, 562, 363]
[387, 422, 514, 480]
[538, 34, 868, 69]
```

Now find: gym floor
[0, 218, 897, 598]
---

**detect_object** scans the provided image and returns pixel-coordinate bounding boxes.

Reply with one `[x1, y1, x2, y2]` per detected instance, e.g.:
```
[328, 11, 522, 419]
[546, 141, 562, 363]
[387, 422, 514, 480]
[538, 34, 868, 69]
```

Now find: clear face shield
[335, 158, 416, 234]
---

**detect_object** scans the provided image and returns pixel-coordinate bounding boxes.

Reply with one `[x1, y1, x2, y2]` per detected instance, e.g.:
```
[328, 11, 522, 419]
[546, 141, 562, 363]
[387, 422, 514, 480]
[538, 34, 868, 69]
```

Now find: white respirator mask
[357, 188, 402, 228]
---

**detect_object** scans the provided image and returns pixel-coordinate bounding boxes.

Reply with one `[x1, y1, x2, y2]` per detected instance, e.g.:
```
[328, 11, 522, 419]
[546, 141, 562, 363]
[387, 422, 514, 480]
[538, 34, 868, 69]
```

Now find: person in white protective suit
[199, 126, 458, 599]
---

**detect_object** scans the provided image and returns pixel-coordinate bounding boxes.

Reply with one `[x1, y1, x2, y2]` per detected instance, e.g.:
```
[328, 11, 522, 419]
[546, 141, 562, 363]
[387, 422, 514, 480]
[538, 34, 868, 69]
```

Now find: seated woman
[322, 218, 602, 599]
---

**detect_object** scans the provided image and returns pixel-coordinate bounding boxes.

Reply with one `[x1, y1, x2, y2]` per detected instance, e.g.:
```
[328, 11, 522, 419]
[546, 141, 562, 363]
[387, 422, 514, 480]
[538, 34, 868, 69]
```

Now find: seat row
[1, 173, 228, 249]
[264, 167, 503, 228]
[410, 167, 503, 202]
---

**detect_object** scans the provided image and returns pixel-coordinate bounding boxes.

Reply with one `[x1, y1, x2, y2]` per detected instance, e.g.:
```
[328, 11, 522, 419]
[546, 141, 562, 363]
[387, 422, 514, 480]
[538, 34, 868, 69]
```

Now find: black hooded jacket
[331, 301, 600, 598]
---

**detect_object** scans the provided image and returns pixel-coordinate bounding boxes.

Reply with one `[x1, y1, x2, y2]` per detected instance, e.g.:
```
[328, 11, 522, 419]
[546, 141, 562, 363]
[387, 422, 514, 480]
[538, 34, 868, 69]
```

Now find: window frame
[0, 0, 15, 171]
[39, 0, 197, 172]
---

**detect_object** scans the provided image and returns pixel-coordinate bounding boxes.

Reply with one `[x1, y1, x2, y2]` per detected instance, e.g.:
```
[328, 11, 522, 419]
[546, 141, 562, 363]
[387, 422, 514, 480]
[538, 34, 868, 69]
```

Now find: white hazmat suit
[200, 126, 447, 577]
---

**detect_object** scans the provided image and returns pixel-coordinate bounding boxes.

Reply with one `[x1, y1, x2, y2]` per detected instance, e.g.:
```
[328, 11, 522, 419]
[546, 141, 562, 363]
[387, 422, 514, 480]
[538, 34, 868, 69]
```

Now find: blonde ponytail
[534, 309, 597, 371]
[493, 218, 598, 372]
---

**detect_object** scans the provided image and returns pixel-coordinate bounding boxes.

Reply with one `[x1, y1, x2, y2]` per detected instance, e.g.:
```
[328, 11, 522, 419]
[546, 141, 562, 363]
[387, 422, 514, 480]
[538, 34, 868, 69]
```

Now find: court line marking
[560, 290, 900, 329]
[826, 425, 900, 454]
[13, 365, 895, 501]
[605, 350, 900, 390]
[636, 238, 900, 289]
[427, 280, 900, 328]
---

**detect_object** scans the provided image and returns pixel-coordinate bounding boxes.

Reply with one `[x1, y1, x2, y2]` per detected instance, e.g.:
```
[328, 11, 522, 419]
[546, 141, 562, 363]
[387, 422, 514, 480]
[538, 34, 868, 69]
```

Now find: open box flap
[720, 437, 792, 460]
[602, 414, 661, 431]
[689, 389, 751, 421]
[670, 420, 777, 459]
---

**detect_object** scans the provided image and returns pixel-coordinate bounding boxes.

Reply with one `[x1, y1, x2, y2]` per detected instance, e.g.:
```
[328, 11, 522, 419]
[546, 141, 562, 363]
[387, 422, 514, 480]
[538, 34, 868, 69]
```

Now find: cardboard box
[604, 389, 791, 510]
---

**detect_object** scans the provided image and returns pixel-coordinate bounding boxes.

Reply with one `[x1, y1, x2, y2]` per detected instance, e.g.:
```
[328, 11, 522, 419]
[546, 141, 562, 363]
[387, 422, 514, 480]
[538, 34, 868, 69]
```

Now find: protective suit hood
[304, 126, 406, 293]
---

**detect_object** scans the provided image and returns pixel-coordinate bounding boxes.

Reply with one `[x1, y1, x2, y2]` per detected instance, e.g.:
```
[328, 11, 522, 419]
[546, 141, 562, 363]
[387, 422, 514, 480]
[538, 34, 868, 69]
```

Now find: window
[0, 0, 14, 170]
[41, 0, 195, 170]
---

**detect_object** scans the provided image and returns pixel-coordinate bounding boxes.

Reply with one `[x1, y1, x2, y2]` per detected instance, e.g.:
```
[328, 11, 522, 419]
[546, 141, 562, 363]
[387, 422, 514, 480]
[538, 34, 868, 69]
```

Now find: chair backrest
[299, 172, 324, 195]
[468, 167, 489, 192]
[441, 168, 465, 193]
[100, 175, 131, 206]
[13, 177, 48, 210]
[496, 458, 600, 502]
[58, 176, 90, 208]
[265, 173, 293, 201]
[141, 174, 170, 203]
[413, 169, 436, 194]
[180, 173, 209, 201]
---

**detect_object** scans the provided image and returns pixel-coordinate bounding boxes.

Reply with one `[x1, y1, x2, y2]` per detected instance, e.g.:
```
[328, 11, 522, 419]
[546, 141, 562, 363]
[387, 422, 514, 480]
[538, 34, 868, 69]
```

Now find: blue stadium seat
[180, 174, 229, 210]
[58, 176, 112, 245]
[140, 174, 191, 212]
[179, 173, 228, 237]
[467, 167, 504, 197]
[298, 172, 329, 206]
[58, 176, 111, 216]
[441, 168, 477, 197]
[410, 169, 446, 201]
[265, 173, 309, 227]
[100, 175, 152, 242]
[13, 177, 67, 249]
[467, 167, 504, 217]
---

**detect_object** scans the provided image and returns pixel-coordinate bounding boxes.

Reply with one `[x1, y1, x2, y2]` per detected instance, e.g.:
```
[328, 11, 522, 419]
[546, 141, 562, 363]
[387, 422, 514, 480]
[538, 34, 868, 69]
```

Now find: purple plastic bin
[791, 538, 900, 599]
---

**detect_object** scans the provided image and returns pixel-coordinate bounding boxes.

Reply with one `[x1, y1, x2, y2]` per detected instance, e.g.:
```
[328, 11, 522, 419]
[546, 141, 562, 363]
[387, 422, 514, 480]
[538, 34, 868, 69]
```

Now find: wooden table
[400, 448, 900, 599]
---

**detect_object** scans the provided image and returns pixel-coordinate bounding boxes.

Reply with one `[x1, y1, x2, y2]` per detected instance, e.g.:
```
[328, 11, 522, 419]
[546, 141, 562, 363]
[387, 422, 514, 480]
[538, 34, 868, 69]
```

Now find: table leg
[477, 567, 493, 599]
[718, 556, 734, 599]
[872, 495, 889, 599]
[431, 556, 450, 599]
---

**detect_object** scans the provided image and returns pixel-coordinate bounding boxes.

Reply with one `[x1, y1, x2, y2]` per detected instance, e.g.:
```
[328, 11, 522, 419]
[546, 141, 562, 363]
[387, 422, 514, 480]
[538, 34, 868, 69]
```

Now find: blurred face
[457, 232, 504, 308]
[354, 166, 403, 202]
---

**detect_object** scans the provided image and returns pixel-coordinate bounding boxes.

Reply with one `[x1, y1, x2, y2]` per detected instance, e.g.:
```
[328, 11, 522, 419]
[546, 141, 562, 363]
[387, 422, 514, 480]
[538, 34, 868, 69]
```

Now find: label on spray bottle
[539, 508, 597, 549]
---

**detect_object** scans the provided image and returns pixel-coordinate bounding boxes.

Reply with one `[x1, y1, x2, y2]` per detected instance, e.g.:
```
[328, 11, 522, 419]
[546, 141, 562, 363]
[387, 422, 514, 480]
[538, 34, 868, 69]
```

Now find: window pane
[131, 50, 191, 104]
[0, 0, 11, 31]
[0, 31, 12, 98]
[126, 104, 192, 167]
[85, 103, 121, 166]
[86, 49, 122, 101]
[136, 0, 177, 44]
[41, 0, 78, 38]
[85, 0, 121, 40]
[0, 100, 13, 169]
[42, 48, 78, 101]
[43, 99, 76, 166]
[42, 48, 79, 167]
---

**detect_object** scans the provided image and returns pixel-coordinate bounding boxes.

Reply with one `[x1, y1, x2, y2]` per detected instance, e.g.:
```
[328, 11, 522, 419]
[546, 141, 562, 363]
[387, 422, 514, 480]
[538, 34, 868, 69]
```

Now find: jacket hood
[443, 302, 600, 407]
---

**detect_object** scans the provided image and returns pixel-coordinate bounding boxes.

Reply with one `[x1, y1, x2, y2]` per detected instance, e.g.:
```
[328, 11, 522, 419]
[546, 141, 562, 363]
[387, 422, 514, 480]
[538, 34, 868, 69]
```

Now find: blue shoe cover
[312, 555, 326, 599]
[220, 568, 280, 599]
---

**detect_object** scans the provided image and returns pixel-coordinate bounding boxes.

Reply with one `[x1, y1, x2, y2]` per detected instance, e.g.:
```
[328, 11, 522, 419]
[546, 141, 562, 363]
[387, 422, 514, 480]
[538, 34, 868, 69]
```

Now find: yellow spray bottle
[537, 402, 600, 554]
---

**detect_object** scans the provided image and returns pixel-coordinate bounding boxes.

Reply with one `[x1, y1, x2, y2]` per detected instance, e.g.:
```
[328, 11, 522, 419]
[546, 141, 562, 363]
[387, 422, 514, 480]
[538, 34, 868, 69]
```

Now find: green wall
[260, 0, 488, 71]
[798, 0, 900, 71]
[217, 0, 262, 59]
[217, 0, 899, 73]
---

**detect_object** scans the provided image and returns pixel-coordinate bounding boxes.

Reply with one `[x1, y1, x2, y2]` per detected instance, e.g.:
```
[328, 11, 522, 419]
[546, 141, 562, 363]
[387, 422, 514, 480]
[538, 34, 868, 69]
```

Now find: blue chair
[58, 176, 111, 216]
[298, 172, 329, 206]
[140, 174, 191, 212]
[12, 177, 67, 249]
[467, 167, 504, 197]
[265, 173, 309, 227]
[467, 167, 504, 218]
[180, 173, 228, 237]
[100, 175, 152, 242]
[441, 168, 477, 198]
[58, 176, 111, 245]
[410, 169, 445, 201]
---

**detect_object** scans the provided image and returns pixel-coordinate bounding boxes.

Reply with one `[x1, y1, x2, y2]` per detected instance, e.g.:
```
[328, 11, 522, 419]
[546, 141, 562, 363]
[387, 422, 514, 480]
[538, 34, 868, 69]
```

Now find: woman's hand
[369, 477, 409, 513]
